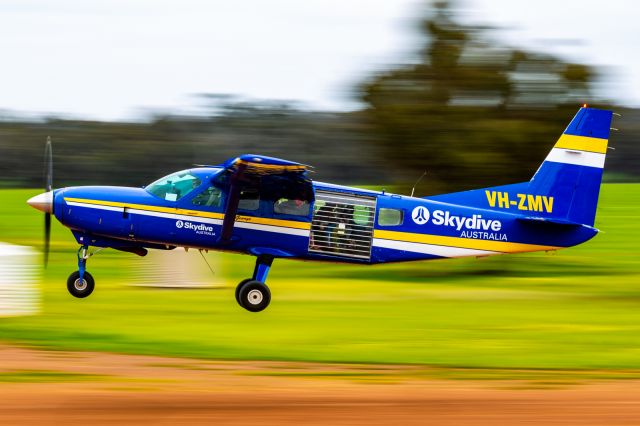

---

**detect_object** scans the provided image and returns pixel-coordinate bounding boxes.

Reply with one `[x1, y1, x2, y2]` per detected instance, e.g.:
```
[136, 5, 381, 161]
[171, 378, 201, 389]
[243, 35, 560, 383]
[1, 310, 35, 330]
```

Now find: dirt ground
[1, 344, 640, 425]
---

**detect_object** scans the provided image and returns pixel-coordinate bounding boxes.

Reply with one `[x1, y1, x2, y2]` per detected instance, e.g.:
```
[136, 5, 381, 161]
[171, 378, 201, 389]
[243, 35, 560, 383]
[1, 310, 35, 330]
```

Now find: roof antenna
[410, 170, 427, 198]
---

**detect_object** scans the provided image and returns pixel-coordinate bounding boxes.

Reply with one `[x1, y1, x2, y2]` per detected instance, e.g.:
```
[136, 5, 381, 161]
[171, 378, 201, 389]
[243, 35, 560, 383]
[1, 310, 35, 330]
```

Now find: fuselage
[48, 167, 597, 265]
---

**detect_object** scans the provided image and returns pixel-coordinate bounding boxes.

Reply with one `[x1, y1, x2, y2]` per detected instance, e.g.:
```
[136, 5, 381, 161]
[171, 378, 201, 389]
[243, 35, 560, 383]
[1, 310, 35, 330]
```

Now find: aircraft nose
[27, 191, 53, 214]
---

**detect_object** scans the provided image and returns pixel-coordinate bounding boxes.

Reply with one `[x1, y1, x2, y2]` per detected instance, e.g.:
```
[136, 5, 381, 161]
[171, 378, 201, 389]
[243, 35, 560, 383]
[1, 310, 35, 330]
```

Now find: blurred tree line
[0, 105, 384, 188]
[360, 1, 636, 192]
[0, 1, 637, 192]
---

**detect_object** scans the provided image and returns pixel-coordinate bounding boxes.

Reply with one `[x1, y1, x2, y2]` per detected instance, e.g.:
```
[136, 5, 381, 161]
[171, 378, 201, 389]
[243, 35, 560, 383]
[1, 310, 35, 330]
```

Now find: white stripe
[544, 148, 605, 168]
[372, 238, 496, 258]
[128, 208, 223, 226]
[235, 221, 309, 237]
[66, 201, 123, 213]
[67, 201, 309, 237]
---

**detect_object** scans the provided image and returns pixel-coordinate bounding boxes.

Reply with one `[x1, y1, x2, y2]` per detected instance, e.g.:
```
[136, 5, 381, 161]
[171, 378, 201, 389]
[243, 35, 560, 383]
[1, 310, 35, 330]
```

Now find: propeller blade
[45, 136, 52, 192]
[44, 212, 51, 267]
[43, 136, 53, 267]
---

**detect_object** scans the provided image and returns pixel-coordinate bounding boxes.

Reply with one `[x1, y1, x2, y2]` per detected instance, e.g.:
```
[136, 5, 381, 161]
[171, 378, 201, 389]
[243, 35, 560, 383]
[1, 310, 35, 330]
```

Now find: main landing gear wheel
[67, 271, 95, 298]
[235, 278, 252, 305]
[236, 280, 271, 312]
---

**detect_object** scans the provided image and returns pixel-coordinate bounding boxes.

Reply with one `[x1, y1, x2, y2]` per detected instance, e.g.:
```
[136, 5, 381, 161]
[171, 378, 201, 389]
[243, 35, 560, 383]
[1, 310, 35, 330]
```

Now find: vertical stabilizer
[528, 107, 613, 226]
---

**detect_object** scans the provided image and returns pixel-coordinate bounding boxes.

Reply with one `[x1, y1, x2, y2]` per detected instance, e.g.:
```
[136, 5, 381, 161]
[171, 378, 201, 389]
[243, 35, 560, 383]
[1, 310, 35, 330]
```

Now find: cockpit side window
[146, 171, 201, 202]
[238, 189, 260, 211]
[191, 186, 223, 208]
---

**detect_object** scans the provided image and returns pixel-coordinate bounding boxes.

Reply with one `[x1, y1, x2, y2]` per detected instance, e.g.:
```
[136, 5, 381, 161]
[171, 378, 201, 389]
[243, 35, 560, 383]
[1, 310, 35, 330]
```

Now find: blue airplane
[27, 106, 614, 312]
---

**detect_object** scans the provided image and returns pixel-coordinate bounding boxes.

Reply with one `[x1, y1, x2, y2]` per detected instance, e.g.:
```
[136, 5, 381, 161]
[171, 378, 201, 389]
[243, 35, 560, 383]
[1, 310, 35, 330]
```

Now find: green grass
[0, 370, 107, 383]
[0, 185, 639, 371]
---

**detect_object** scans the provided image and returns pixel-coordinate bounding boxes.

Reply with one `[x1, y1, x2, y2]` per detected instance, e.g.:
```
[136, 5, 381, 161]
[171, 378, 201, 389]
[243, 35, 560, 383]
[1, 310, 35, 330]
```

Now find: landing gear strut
[66, 245, 100, 298]
[236, 254, 273, 312]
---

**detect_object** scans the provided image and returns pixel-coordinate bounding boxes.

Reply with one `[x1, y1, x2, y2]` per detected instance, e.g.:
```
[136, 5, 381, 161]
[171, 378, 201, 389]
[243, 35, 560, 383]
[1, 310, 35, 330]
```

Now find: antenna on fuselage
[410, 170, 427, 198]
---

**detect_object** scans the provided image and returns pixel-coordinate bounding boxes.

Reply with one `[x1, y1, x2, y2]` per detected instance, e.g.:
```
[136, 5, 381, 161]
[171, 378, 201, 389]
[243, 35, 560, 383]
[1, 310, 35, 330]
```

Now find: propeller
[43, 136, 52, 267]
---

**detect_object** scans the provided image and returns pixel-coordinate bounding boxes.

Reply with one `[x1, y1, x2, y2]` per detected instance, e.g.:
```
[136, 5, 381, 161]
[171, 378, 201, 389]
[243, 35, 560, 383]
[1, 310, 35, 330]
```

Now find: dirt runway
[1, 344, 640, 425]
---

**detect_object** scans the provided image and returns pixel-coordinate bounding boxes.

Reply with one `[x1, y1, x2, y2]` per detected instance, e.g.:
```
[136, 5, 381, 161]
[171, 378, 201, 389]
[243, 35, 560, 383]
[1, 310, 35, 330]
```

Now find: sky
[0, 0, 636, 121]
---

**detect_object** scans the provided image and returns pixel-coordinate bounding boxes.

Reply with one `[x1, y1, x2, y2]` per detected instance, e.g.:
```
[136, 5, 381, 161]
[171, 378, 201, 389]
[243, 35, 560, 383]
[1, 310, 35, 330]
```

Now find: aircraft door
[308, 190, 376, 260]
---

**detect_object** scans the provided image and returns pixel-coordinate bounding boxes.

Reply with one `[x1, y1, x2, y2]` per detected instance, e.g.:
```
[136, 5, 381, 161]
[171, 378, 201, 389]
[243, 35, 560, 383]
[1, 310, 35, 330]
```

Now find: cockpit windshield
[146, 170, 201, 202]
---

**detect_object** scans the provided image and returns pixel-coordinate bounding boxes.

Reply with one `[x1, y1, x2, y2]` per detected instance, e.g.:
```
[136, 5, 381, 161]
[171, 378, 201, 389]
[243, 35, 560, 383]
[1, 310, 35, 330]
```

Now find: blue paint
[77, 246, 88, 281]
[43, 107, 612, 275]
[564, 107, 613, 139]
[254, 263, 271, 283]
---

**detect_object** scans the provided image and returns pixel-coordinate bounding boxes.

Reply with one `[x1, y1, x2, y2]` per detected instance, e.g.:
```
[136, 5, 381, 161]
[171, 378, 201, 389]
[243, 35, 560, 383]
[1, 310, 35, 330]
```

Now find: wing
[214, 155, 313, 243]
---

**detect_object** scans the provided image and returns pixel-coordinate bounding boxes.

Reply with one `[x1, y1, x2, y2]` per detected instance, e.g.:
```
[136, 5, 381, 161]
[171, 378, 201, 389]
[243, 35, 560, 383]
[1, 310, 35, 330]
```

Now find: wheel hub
[74, 279, 87, 291]
[247, 289, 263, 305]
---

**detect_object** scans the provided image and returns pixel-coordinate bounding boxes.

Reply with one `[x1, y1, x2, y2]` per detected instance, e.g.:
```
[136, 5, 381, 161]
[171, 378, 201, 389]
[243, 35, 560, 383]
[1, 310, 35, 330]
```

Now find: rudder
[528, 107, 613, 226]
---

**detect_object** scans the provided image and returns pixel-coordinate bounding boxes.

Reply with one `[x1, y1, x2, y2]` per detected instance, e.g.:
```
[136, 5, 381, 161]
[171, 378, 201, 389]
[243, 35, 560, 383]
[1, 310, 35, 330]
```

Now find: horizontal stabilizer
[516, 216, 594, 229]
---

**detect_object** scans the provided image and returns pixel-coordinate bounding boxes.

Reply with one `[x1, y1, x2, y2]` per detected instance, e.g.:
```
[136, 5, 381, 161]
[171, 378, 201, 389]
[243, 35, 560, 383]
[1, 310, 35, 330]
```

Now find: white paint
[372, 238, 496, 258]
[544, 148, 606, 168]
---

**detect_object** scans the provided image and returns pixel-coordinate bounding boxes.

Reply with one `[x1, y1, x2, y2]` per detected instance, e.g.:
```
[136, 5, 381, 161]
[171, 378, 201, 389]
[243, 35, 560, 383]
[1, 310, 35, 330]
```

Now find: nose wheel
[67, 270, 95, 298]
[66, 245, 102, 299]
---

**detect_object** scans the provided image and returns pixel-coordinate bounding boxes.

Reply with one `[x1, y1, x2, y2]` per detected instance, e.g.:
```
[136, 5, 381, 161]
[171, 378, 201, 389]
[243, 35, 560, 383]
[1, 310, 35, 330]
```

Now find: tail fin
[427, 107, 614, 227]
[528, 107, 613, 226]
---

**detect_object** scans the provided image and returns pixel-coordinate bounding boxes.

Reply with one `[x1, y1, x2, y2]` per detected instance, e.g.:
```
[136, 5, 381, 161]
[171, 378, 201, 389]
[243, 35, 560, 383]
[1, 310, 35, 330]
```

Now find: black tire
[235, 278, 252, 306]
[238, 280, 271, 312]
[66, 271, 95, 298]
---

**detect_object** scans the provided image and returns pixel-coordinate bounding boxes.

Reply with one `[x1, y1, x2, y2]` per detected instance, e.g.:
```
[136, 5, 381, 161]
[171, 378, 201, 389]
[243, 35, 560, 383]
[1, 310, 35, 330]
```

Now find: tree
[360, 1, 601, 193]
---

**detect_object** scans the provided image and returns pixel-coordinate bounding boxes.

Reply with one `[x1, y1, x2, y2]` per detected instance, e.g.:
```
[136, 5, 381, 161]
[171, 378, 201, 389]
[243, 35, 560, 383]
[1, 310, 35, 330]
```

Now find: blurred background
[0, 1, 640, 422]
[0, 0, 638, 191]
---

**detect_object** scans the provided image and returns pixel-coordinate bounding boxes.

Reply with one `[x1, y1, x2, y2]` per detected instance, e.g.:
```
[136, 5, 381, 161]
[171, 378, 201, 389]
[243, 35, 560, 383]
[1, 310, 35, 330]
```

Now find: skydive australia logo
[175, 220, 215, 236]
[411, 206, 507, 241]
[411, 206, 430, 225]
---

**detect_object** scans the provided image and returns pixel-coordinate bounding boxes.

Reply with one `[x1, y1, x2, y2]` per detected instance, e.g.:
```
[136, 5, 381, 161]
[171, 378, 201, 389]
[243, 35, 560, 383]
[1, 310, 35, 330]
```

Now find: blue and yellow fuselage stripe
[64, 196, 561, 257]
[64, 197, 311, 231]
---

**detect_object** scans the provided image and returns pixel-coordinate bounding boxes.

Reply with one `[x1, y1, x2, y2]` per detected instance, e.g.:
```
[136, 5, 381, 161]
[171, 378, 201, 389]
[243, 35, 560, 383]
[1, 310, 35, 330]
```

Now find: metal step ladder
[308, 190, 376, 260]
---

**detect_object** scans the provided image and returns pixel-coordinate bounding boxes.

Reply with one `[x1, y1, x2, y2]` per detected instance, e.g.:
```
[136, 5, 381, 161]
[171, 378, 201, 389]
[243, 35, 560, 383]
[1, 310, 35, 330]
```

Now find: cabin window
[352, 205, 373, 226]
[274, 198, 310, 216]
[146, 171, 201, 202]
[191, 186, 223, 208]
[378, 208, 403, 226]
[238, 189, 260, 210]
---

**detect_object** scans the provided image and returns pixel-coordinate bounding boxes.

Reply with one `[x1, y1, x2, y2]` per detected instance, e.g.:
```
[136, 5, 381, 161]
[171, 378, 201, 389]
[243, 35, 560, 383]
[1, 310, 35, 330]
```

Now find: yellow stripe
[373, 229, 558, 253]
[235, 159, 306, 172]
[64, 197, 310, 230]
[234, 215, 310, 230]
[554, 134, 608, 154]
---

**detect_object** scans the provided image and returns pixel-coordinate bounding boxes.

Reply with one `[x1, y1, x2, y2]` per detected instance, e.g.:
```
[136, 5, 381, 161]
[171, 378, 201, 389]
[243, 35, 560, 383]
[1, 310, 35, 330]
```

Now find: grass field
[0, 185, 639, 371]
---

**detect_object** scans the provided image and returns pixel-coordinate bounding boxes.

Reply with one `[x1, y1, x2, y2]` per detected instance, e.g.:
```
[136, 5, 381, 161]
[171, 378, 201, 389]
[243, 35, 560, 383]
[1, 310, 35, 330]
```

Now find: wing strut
[218, 162, 247, 244]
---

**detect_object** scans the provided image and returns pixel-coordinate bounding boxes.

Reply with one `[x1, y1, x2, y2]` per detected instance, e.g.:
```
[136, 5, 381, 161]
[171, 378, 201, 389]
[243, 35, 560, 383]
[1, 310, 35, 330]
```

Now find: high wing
[213, 154, 313, 243]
